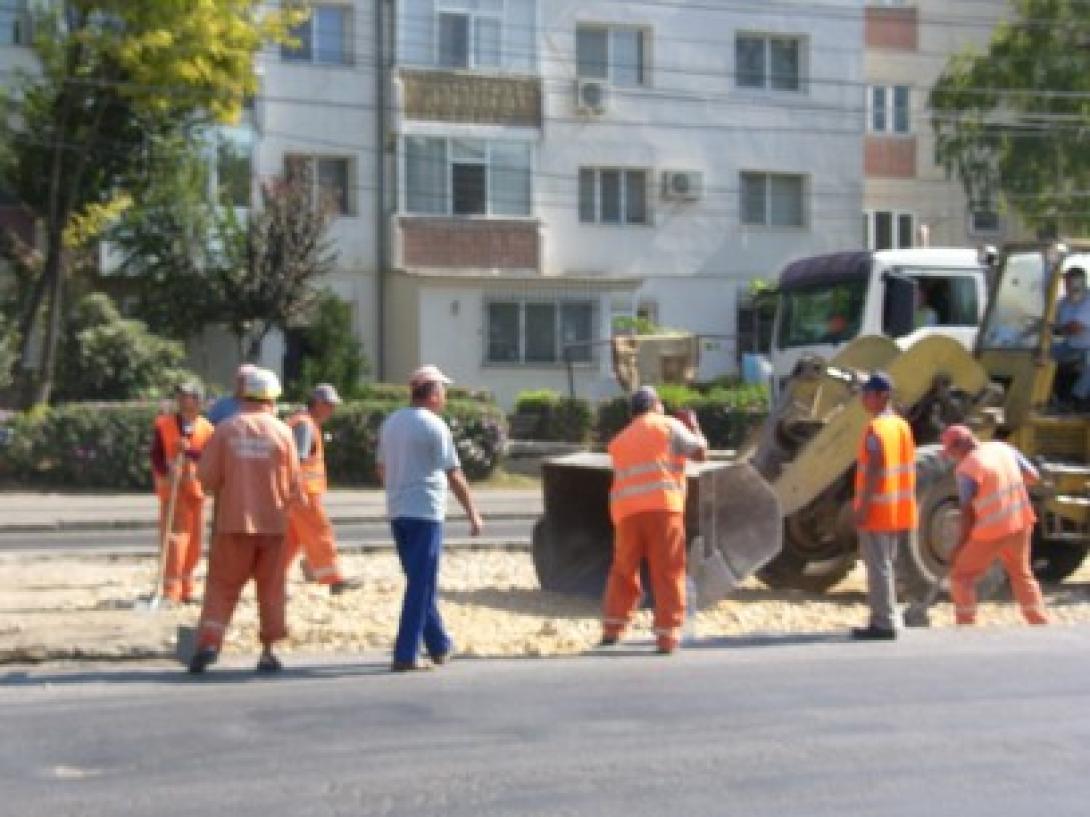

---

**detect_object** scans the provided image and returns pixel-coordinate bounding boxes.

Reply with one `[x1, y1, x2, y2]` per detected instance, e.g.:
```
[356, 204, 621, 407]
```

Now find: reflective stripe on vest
[608, 413, 687, 523]
[957, 441, 1036, 541]
[154, 414, 213, 500]
[289, 412, 327, 495]
[854, 413, 918, 532]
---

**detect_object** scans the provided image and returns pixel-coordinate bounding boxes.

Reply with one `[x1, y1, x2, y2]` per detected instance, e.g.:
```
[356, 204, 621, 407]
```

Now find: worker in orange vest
[283, 383, 361, 594]
[601, 386, 708, 654]
[852, 371, 917, 641]
[188, 368, 305, 675]
[150, 382, 214, 604]
[940, 424, 1049, 626]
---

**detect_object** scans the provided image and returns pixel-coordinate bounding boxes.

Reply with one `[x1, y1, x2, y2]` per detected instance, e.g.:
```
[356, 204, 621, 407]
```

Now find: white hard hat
[243, 368, 282, 401]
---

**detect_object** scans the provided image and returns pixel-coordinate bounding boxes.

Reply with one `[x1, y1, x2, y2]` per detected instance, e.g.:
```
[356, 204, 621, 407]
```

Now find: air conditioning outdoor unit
[575, 79, 609, 115]
[661, 170, 704, 201]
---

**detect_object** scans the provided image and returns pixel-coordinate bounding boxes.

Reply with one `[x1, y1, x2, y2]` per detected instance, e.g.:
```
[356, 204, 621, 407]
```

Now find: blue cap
[630, 385, 659, 413]
[861, 370, 894, 393]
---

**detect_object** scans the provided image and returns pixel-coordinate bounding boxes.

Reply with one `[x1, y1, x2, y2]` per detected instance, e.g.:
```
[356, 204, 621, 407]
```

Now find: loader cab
[770, 248, 987, 396]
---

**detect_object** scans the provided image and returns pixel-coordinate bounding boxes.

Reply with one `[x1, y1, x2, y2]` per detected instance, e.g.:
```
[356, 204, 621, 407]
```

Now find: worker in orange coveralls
[150, 382, 214, 605]
[600, 386, 708, 654]
[282, 383, 361, 595]
[188, 368, 305, 675]
[941, 424, 1049, 626]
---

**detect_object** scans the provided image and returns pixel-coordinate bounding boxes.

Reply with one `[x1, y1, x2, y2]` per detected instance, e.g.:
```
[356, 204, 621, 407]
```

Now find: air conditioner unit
[575, 79, 608, 115]
[661, 170, 704, 201]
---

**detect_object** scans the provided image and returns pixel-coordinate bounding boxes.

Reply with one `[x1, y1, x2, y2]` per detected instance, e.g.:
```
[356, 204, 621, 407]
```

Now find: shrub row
[0, 398, 507, 491]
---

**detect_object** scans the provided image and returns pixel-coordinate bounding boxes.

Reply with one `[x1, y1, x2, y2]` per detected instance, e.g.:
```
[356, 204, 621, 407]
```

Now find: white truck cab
[770, 248, 989, 395]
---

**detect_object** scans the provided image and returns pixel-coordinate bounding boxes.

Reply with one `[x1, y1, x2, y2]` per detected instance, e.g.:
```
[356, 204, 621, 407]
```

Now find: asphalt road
[2, 628, 1089, 816]
[0, 517, 535, 553]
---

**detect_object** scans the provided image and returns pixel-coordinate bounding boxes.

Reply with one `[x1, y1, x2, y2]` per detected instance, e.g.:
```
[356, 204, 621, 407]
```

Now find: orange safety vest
[956, 441, 1036, 541]
[608, 413, 687, 524]
[154, 414, 214, 500]
[854, 412, 917, 532]
[288, 411, 327, 495]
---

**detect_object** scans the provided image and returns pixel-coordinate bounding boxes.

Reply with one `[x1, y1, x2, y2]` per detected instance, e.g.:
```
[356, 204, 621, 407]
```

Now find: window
[866, 210, 913, 249]
[869, 85, 910, 133]
[284, 155, 355, 216]
[405, 137, 532, 217]
[576, 25, 647, 87]
[740, 173, 805, 227]
[486, 299, 597, 364]
[0, 0, 29, 46]
[735, 34, 803, 91]
[437, 7, 501, 69]
[579, 168, 648, 225]
[282, 4, 352, 65]
[970, 209, 1000, 234]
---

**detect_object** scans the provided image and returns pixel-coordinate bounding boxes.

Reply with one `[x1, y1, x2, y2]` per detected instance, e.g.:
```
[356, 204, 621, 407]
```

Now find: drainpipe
[374, 0, 389, 380]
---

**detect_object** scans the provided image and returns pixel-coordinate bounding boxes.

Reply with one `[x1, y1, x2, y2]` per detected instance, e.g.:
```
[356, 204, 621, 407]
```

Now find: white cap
[311, 383, 342, 405]
[409, 364, 453, 390]
[242, 368, 282, 401]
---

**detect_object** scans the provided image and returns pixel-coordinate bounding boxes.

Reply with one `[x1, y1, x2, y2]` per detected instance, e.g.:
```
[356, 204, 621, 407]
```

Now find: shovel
[134, 450, 186, 612]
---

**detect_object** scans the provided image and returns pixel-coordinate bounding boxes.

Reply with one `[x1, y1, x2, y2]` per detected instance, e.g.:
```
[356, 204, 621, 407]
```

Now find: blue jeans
[391, 517, 452, 664]
[1052, 341, 1090, 399]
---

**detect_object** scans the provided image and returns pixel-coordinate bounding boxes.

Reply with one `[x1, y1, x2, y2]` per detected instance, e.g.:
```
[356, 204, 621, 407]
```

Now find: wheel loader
[531, 242, 1090, 606]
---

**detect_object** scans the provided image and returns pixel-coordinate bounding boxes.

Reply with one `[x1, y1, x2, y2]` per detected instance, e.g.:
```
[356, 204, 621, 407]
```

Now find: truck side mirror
[883, 273, 917, 338]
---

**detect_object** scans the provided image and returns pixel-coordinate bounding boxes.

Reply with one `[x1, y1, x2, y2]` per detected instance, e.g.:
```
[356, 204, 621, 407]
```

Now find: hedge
[0, 397, 507, 491]
[510, 390, 593, 443]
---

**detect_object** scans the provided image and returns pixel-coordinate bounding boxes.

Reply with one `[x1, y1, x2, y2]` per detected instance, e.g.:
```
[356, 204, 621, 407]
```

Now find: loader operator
[1052, 267, 1090, 406]
[852, 371, 917, 641]
[283, 383, 361, 594]
[149, 382, 213, 605]
[601, 386, 708, 654]
[940, 425, 1049, 626]
[188, 368, 305, 675]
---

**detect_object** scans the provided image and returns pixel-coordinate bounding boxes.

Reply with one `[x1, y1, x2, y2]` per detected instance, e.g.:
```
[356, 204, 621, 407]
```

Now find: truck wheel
[756, 546, 856, 593]
[1031, 532, 1088, 583]
[757, 494, 857, 593]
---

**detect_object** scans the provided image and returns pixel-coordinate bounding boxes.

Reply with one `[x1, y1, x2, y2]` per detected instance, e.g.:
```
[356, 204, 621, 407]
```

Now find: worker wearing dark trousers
[852, 371, 917, 641]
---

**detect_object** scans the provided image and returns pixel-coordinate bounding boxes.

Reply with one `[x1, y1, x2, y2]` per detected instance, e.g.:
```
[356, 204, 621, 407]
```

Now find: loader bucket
[532, 453, 782, 600]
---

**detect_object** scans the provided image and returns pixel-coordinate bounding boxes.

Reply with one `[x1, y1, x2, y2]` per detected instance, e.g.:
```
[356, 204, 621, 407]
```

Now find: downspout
[374, 0, 389, 380]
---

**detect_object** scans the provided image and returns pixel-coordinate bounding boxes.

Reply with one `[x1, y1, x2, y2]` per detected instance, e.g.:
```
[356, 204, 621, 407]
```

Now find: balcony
[865, 136, 917, 178]
[398, 216, 540, 271]
[398, 69, 542, 128]
[865, 5, 918, 51]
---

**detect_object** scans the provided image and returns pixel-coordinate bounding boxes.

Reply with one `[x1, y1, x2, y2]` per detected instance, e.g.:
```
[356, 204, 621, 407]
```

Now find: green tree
[931, 1, 1090, 235]
[0, 1, 304, 406]
[289, 289, 370, 400]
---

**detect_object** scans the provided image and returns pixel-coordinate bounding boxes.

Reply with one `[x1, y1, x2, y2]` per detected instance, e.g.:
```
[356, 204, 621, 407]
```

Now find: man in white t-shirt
[1052, 267, 1090, 402]
[377, 365, 483, 672]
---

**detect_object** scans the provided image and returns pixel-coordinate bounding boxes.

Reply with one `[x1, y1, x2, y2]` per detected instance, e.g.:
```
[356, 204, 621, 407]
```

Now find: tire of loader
[1030, 530, 1088, 583]
[756, 489, 856, 593]
[896, 444, 1005, 603]
[756, 545, 856, 593]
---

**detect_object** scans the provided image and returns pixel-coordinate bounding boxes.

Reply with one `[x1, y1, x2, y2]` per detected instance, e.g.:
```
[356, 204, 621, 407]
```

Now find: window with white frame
[486, 299, 597, 364]
[405, 137, 532, 216]
[282, 4, 352, 65]
[740, 173, 806, 227]
[400, 0, 536, 72]
[284, 155, 355, 216]
[869, 85, 911, 134]
[579, 168, 648, 225]
[866, 210, 914, 249]
[735, 34, 804, 92]
[0, 0, 30, 46]
[437, 3, 501, 69]
[576, 24, 648, 87]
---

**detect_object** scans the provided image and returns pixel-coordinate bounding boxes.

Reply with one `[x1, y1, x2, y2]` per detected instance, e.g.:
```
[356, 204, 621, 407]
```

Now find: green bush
[288, 289, 370, 401]
[511, 389, 593, 442]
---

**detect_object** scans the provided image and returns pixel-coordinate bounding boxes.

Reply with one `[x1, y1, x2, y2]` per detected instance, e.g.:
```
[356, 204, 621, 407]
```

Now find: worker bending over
[188, 368, 304, 674]
[601, 386, 707, 654]
[283, 383, 360, 594]
[150, 382, 213, 605]
[941, 425, 1049, 626]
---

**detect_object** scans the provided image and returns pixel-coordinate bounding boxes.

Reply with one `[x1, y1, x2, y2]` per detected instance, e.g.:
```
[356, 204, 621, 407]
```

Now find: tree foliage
[931, 0, 1090, 235]
[288, 289, 370, 401]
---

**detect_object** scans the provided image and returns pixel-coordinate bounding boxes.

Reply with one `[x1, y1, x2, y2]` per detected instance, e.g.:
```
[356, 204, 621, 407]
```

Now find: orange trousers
[159, 492, 203, 602]
[950, 527, 1049, 626]
[196, 533, 287, 651]
[283, 495, 344, 584]
[602, 510, 687, 650]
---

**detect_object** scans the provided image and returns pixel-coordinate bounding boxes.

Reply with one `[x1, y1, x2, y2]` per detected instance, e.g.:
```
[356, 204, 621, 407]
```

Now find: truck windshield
[980, 251, 1047, 350]
[776, 278, 867, 349]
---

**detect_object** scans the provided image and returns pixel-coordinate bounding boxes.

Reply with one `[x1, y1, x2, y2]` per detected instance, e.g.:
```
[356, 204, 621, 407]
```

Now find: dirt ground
[4, 549, 1090, 665]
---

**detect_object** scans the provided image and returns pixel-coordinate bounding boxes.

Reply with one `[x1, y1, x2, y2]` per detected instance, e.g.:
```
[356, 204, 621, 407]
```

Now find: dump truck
[531, 242, 1090, 605]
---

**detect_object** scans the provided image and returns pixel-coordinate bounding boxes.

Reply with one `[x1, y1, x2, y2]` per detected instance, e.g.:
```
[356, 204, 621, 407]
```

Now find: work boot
[849, 625, 897, 641]
[429, 650, 453, 666]
[256, 650, 283, 674]
[655, 641, 678, 655]
[329, 578, 363, 595]
[597, 635, 619, 647]
[187, 647, 218, 674]
[391, 660, 433, 673]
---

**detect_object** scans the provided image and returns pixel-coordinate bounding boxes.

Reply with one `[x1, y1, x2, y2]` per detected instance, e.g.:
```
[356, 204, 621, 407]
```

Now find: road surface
[2, 627, 1088, 816]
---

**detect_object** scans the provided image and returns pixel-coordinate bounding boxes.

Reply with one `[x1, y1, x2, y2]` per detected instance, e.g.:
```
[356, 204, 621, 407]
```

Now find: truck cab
[770, 248, 988, 396]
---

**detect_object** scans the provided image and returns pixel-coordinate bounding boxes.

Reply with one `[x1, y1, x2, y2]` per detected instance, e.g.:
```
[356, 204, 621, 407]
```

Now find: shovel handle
[151, 451, 187, 600]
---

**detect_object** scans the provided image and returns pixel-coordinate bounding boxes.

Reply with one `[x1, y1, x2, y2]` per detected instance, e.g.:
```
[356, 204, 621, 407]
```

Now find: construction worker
[283, 383, 361, 594]
[207, 363, 257, 425]
[852, 371, 917, 641]
[149, 382, 214, 604]
[377, 364, 483, 672]
[188, 368, 304, 675]
[601, 386, 708, 654]
[940, 424, 1049, 626]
